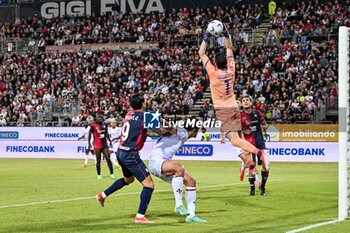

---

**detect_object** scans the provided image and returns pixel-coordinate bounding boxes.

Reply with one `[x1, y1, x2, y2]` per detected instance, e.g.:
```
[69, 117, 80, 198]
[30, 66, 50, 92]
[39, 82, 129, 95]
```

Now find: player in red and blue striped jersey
[88, 114, 116, 180]
[240, 95, 270, 196]
[96, 94, 155, 224]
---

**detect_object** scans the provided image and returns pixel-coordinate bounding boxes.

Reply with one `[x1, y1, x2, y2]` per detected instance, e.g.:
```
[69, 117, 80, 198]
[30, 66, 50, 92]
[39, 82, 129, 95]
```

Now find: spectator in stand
[0, 5, 265, 47]
[0, 114, 6, 126]
[269, 0, 277, 18]
[266, 0, 350, 45]
[71, 114, 81, 126]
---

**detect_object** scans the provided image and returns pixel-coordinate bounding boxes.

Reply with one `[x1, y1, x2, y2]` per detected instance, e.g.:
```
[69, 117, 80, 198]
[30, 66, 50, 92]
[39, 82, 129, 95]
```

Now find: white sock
[185, 187, 196, 218]
[136, 213, 144, 218]
[172, 176, 184, 207]
[241, 162, 246, 171]
[255, 174, 260, 184]
[102, 192, 107, 198]
[84, 154, 89, 164]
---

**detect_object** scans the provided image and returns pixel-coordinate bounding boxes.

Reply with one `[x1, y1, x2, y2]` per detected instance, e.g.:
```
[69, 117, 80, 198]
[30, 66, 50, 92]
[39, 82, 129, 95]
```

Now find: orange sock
[230, 137, 259, 155]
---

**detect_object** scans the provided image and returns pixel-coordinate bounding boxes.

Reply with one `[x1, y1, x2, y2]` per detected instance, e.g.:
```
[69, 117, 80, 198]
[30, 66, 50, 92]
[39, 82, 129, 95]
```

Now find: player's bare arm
[106, 131, 112, 147]
[87, 129, 92, 150]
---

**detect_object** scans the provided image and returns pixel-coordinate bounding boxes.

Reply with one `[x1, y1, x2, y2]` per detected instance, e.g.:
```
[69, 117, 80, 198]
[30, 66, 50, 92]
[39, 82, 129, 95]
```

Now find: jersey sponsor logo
[144, 110, 161, 129]
[175, 144, 213, 156]
[45, 133, 79, 138]
[119, 145, 131, 151]
[268, 148, 325, 156]
[6, 146, 55, 153]
[0, 131, 19, 139]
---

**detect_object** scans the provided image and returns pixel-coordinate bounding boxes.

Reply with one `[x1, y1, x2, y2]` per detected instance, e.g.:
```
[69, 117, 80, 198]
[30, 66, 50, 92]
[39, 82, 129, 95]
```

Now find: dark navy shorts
[117, 149, 150, 182]
[252, 154, 262, 165]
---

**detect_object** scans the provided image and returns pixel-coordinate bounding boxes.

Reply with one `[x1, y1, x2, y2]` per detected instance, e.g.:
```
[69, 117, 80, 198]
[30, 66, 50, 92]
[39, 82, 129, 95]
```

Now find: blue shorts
[252, 154, 262, 165]
[117, 149, 150, 182]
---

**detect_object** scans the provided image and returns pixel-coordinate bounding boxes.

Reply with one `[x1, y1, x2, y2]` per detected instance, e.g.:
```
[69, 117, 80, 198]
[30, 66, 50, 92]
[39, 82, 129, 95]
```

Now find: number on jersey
[224, 80, 231, 95]
[121, 122, 130, 141]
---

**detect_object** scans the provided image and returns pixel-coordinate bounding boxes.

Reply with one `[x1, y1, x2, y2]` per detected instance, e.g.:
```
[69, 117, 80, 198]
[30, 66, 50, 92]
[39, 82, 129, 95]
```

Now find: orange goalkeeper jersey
[204, 56, 236, 108]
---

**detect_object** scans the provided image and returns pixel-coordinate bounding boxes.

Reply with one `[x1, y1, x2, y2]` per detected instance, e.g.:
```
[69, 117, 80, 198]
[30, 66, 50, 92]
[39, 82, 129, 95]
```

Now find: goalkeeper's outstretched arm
[224, 24, 233, 58]
[198, 32, 210, 65]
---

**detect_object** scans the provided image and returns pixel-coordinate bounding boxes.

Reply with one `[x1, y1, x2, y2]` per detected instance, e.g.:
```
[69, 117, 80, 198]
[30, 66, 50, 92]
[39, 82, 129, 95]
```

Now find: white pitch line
[286, 219, 343, 233]
[0, 181, 254, 209]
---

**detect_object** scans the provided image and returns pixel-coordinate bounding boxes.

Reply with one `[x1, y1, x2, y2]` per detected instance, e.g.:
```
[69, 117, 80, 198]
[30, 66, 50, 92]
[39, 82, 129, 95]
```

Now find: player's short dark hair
[130, 93, 144, 110]
[215, 52, 227, 69]
[184, 118, 199, 131]
[184, 125, 199, 132]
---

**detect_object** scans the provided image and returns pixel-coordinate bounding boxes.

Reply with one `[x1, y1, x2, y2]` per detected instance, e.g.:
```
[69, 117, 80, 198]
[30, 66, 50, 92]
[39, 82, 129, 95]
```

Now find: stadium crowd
[264, 0, 350, 45]
[0, 1, 344, 126]
[0, 4, 264, 46]
[0, 45, 209, 126]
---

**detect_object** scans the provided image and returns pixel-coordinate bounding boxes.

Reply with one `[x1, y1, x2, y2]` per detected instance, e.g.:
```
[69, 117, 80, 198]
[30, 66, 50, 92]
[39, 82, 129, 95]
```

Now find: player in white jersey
[149, 125, 207, 223]
[108, 118, 121, 169]
[78, 121, 95, 167]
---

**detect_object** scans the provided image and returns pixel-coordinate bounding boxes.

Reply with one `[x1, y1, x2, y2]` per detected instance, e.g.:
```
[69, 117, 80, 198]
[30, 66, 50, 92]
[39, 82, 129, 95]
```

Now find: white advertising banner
[0, 140, 338, 162]
[0, 127, 217, 142]
[0, 127, 83, 141]
[0, 127, 338, 162]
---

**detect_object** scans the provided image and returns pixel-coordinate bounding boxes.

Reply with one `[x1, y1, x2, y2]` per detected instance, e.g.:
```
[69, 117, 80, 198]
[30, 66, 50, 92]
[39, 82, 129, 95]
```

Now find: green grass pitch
[0, 159, 347, 233]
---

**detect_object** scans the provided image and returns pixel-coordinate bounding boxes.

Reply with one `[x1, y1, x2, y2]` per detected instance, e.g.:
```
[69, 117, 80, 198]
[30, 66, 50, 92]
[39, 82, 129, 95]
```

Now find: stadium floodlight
[338, 26, 350, 220]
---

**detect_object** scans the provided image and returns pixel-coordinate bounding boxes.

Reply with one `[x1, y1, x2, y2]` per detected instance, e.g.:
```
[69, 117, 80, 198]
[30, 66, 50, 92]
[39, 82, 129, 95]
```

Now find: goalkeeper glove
[203, 32, 210, 43]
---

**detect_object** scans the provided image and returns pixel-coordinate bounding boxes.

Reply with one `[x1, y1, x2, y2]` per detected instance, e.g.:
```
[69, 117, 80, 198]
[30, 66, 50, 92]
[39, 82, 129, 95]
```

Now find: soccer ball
[207, 20, 224, 37]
